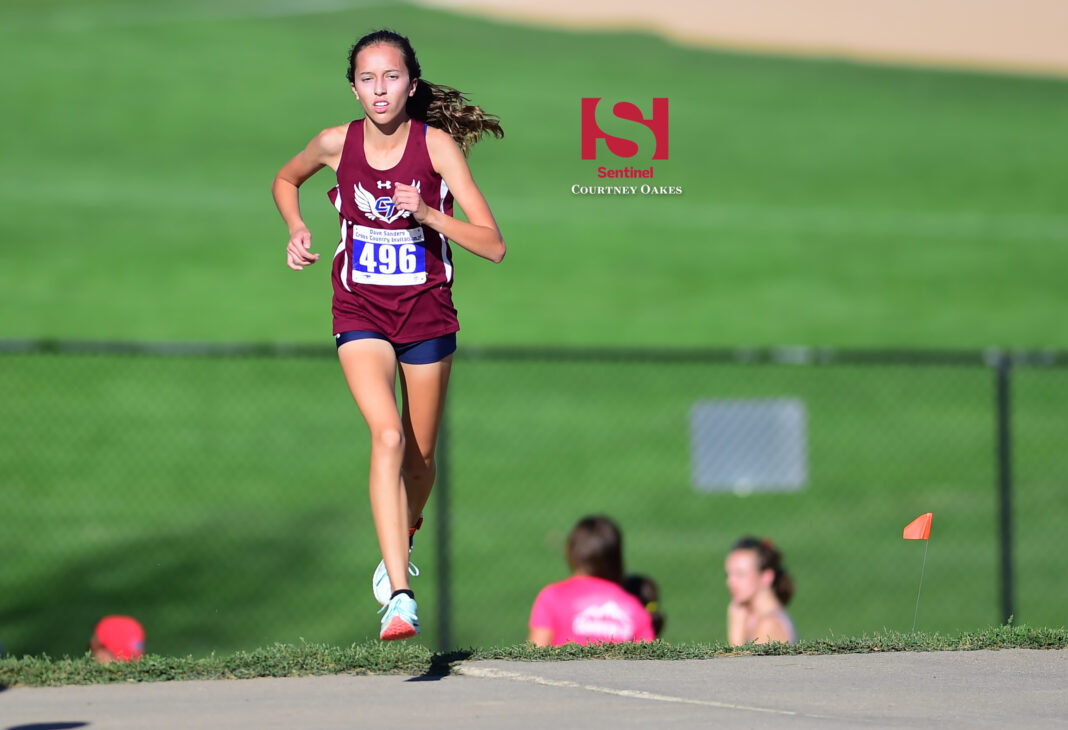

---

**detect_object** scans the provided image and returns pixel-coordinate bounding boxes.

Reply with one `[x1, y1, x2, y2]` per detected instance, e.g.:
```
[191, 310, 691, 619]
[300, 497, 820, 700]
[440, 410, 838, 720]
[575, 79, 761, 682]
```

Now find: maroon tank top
[327, 119, 458, 342]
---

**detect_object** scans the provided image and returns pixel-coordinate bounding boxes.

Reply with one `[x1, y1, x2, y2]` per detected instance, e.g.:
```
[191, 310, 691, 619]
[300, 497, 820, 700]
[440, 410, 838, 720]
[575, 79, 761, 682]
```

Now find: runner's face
[725, 549, 766, 604]
[350, 43, 416, 122]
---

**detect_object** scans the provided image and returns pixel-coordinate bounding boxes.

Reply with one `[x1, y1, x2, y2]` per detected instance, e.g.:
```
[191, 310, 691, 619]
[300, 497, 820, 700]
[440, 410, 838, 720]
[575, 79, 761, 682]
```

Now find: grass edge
[1, 623, 1064, 688]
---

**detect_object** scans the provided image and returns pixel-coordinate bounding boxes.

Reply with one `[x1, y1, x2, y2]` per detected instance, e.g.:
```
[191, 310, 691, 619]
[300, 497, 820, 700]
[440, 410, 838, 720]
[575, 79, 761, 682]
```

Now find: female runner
[272, 29, 505, 640]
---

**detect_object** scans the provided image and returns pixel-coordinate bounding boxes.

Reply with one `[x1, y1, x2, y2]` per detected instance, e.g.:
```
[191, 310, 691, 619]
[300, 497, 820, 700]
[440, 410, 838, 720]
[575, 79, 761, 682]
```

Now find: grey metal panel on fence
[689, 398, 808, 493]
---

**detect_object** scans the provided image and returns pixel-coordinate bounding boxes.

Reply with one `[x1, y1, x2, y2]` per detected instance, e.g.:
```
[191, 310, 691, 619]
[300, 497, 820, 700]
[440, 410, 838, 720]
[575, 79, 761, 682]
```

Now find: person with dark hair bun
[272, 29, 505, 641]
[623, 574, 666, 639]
[528, 516, 655, 647]
[725, 536, 797, 646]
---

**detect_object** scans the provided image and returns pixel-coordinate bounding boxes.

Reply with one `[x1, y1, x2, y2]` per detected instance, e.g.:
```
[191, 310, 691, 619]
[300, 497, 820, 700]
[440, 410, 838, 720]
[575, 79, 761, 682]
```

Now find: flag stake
[912, 538, 930, 633]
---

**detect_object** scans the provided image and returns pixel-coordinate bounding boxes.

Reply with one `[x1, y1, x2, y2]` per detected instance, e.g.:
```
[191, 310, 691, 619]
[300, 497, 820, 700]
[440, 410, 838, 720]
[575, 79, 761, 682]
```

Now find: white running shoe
[372, 516, 423, 606]
[372, 557, 420, 606]
[379, 593, 420, 641]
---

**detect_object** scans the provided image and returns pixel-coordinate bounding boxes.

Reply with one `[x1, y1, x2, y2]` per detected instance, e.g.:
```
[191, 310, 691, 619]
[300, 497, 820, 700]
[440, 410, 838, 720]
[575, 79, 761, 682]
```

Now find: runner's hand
[286, 227, 319, 270]
[393, 183, 429, 223]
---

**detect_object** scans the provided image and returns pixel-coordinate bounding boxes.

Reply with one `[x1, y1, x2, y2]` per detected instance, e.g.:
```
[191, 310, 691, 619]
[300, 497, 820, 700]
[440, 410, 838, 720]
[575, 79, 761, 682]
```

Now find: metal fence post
[995, 354, 1015, 624]
[435, 408, 453, 651]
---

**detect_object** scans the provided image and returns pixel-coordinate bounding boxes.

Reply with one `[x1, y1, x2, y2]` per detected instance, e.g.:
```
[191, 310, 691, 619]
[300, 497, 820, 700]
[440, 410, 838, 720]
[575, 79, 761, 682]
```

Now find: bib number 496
[357, 241, 420, 274]
[348, 224, 427, 286]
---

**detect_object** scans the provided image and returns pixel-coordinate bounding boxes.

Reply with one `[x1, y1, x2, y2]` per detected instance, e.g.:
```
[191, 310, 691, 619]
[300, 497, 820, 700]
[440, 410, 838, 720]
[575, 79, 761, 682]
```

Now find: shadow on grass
[407, 649, 474, 682]
[0, 508, 345, 660]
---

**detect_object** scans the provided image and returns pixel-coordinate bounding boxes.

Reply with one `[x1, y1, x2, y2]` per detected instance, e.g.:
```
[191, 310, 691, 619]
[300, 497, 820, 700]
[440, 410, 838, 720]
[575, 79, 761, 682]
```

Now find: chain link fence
[2, 341, 1065, 657]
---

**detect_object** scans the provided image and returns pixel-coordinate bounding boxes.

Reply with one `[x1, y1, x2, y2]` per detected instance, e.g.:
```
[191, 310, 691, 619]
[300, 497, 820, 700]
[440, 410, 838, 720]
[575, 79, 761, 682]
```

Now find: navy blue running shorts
[335, 331, 457, 364]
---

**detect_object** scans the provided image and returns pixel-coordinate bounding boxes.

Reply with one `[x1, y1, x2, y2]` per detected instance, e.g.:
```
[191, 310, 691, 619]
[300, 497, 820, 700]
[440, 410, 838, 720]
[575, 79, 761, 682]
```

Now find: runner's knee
[403, 454, 435, 483]
[373, 426, 405, 453]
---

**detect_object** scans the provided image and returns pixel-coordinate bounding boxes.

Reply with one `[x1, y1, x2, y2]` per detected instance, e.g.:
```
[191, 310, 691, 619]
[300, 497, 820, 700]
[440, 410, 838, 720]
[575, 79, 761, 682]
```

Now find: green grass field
[2, 0, 1067, 659]
[1, 0, 1066, 347]
[3, 350, 1066, 657]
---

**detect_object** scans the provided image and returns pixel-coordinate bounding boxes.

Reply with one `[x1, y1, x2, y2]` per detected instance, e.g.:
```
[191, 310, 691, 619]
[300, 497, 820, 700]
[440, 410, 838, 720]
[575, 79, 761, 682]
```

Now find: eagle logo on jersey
[355, 180, 422, 224]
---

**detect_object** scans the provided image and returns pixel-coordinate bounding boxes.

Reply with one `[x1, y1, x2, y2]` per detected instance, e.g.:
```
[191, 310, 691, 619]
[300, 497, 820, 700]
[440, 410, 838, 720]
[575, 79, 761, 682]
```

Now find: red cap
[94, 615, 145, 661]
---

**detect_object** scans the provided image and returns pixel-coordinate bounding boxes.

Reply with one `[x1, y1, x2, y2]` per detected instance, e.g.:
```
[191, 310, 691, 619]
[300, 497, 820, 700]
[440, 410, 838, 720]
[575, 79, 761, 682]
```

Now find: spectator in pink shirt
[528, 516, 655, 647]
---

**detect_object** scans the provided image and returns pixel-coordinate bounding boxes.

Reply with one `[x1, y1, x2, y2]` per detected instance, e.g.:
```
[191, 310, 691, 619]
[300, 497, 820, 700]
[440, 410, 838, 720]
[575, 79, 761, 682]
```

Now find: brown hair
[623, 573, 665, 638]
[346, 29, 504, 154]
[730, 536, 795, 606]
[567, 515, 624, 584]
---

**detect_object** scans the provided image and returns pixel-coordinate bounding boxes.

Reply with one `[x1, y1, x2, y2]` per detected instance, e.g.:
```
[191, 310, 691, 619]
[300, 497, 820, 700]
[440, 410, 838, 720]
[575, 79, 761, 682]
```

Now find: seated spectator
[725, 536, 797, 646]
[528, 515, 655, 647]
[623, 573, 666, 639]
[89, 615, 145, 664]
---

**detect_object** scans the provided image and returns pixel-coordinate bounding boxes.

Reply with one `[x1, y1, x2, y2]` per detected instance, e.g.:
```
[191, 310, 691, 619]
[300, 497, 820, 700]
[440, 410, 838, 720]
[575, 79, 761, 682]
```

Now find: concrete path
[2, 650, 1065, 729]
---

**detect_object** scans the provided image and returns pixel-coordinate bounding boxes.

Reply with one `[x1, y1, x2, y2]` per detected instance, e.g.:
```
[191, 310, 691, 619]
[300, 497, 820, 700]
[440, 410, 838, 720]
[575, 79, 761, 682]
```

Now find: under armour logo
[376, 180, 392, 189]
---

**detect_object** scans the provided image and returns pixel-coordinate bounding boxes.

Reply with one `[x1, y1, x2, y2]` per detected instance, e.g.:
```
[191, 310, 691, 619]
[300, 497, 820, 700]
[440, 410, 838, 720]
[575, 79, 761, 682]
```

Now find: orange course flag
[903, 512, 933, 540]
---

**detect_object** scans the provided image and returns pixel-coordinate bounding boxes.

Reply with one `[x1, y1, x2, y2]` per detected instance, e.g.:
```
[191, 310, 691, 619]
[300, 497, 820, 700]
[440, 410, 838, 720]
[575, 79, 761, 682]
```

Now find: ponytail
[407, 80, 503, 155]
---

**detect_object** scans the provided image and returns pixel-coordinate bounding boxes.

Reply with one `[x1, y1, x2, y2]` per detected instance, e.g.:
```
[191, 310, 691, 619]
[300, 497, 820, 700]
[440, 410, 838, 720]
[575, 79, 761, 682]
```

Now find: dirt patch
[416, 0, 1068, 76]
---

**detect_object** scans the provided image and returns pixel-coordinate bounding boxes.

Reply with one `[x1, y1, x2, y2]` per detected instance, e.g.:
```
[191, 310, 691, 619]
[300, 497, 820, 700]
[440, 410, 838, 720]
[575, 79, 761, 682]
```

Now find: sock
[391, 589, 415, 601]
[408, 514, 423, 550]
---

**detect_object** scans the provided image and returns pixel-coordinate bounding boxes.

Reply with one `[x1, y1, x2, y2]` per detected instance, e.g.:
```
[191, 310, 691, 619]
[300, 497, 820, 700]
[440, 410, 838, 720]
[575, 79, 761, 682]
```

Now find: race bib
[351, 225, 427, 286]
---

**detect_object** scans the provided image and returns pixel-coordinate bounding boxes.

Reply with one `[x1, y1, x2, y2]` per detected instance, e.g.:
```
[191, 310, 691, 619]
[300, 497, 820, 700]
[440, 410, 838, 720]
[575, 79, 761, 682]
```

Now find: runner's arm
[272, 126, 345, 270]
[400, 126, 505, 263]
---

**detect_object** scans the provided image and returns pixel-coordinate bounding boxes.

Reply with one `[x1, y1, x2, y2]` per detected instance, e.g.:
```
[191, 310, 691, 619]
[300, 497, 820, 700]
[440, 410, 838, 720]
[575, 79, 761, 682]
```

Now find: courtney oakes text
[571, 184, 683, 195]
